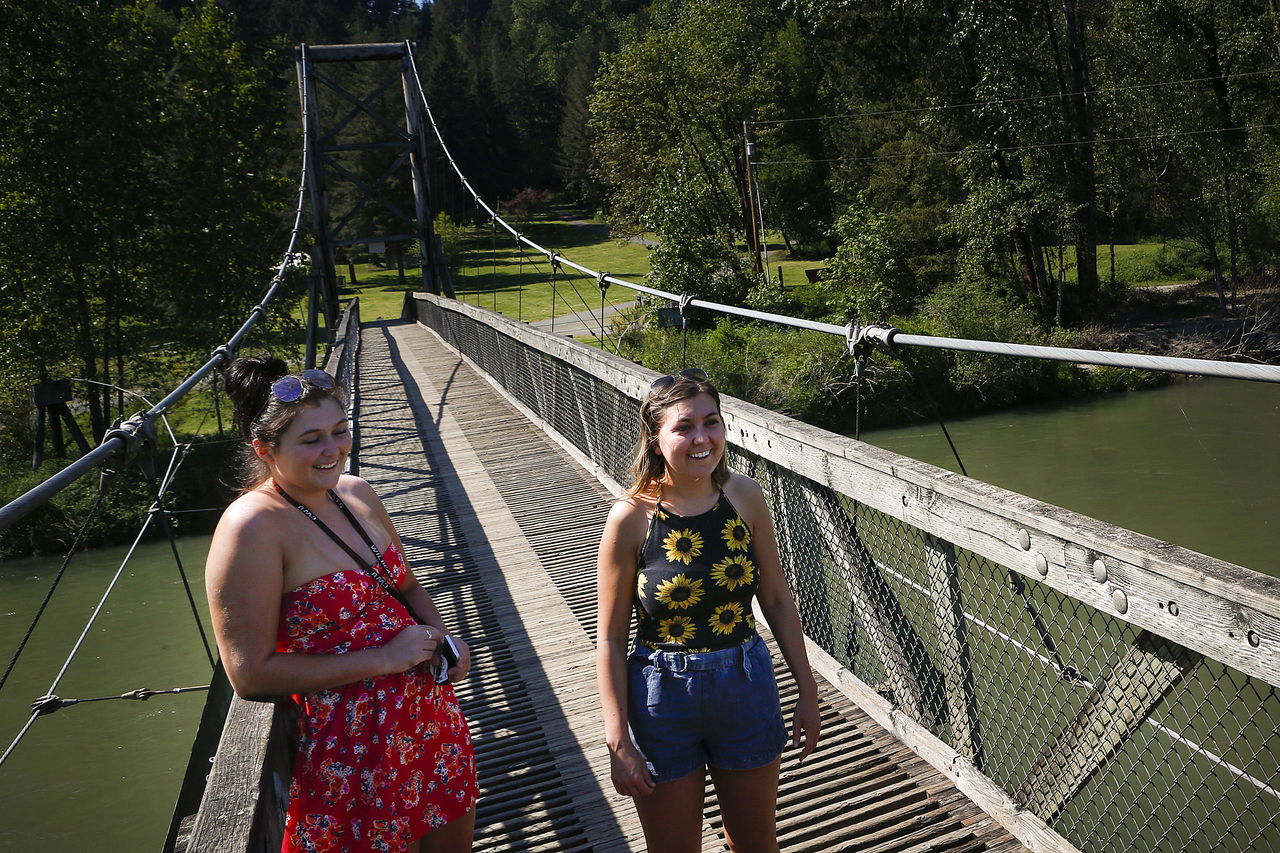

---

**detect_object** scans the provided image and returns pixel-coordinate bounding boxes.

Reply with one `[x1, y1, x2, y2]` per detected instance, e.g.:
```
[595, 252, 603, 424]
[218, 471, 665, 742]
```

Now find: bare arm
[595, 498, 655, 797]
[205, 493, 435, 699]
[350, 476, 471, 681]
[731, 475, 822, 761]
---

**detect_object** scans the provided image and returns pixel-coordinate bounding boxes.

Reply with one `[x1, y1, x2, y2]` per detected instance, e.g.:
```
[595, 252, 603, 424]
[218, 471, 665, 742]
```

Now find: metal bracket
[678, 294, 694, 316]
[597, 271, 611, 294]
[100, 413, 158, 487]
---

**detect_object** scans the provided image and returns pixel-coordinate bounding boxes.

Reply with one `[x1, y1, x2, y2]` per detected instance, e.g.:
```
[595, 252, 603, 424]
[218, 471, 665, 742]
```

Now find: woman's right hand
[609, 743, 656, 798]
[380, 624, 439, 674]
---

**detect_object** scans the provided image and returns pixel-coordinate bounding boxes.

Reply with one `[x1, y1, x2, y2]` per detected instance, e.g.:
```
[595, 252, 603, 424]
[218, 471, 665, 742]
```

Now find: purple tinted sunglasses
[270, 369, 335, 403]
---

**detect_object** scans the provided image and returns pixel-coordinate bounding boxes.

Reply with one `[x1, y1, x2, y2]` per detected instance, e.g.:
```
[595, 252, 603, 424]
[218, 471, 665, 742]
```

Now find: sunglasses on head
[270, 369, 335, 404]
[649, 367, 708, 396]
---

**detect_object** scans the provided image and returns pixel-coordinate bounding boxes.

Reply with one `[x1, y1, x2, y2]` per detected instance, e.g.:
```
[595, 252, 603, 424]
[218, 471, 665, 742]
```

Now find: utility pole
[743, 122, 762, 274]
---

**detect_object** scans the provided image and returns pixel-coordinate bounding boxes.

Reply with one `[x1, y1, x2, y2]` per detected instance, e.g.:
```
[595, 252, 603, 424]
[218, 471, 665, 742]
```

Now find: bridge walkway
[356, 318, 1026, 853]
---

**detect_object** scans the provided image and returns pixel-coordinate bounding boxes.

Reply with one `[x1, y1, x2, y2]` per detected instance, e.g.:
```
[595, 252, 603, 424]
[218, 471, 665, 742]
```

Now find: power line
[747, 66, 1280, 128]
[753, 122, 1280, 166]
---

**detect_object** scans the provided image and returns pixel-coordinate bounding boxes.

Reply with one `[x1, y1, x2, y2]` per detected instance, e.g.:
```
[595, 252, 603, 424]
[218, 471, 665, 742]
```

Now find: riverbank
[1078, 278, 1280, 365]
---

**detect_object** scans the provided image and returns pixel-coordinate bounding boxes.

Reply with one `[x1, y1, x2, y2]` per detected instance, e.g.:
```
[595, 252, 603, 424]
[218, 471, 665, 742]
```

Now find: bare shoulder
[723, 473, 768, 521]
[337, 474, 378, 502]
[604, 494, 651, 544]
[608, 494, 649, 526]
[724, 472, 764, 504]
[216, 489, 285, 537]
[208, 490, 288, 573]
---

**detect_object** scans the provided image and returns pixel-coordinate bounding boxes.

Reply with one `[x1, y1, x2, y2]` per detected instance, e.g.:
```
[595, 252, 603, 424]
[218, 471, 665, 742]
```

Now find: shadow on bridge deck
[359, 318, 1027, 853]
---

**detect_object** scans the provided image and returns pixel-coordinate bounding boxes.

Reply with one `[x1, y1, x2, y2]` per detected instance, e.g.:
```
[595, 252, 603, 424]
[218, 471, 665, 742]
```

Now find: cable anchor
[31, 694, 71, 716]
[99, 413, 158, 490]
[597, 271, 611, 294]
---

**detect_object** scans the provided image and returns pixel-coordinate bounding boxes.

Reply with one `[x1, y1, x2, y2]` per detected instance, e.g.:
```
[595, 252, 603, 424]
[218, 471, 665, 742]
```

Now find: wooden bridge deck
[358, 318, 1027, 853]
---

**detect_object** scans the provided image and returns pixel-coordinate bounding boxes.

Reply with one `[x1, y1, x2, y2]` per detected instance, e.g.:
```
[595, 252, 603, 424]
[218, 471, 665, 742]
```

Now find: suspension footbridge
[1, 40, 1276, 853]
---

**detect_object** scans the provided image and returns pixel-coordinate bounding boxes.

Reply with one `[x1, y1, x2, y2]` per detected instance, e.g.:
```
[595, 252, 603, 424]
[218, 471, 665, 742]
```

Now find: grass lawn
[1053, 241, 1208, 288]
[340, 215, 652, 324]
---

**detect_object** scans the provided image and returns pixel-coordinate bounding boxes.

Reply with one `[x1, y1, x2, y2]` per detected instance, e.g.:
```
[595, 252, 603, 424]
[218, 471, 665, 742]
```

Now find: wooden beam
[305, 43, 408, 62]
[1014, 631, 1201, 820]
[925, 533, 986, 766]
[796, 481, 945, 728]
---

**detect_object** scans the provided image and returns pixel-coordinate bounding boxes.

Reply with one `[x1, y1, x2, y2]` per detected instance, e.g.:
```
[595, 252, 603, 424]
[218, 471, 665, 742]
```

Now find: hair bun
[226, 355, 288, 439]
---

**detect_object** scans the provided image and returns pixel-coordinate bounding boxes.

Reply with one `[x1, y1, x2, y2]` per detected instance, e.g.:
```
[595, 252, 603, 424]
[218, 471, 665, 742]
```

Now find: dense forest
[2, 0, 1279, 551]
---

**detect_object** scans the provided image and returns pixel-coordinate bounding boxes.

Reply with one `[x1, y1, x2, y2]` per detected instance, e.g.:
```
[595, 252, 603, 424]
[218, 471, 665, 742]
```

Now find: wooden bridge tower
[296, 42, 451, 364]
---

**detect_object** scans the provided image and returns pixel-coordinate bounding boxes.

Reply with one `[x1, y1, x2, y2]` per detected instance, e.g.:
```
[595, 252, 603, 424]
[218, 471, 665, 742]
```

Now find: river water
[0, 535, 214, 851]
[862, 377, 1280, 578]
[1, 378, 1276, 849]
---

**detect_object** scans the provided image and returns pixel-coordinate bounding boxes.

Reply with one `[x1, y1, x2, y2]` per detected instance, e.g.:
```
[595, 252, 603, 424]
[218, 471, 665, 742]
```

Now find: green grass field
[340, 215, 652, 323]
[1053, 241, 1208, 288]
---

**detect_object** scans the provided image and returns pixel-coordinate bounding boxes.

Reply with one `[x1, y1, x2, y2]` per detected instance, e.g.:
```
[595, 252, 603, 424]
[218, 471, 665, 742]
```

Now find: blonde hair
[626, 373, 729, 498]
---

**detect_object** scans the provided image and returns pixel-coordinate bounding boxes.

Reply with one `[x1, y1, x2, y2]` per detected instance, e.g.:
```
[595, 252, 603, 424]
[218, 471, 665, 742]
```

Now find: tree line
[3, 0, 1278, 470]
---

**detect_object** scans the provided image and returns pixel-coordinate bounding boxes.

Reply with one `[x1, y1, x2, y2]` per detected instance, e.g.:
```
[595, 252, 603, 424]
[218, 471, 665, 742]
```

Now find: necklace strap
[272, 483, 423, 624]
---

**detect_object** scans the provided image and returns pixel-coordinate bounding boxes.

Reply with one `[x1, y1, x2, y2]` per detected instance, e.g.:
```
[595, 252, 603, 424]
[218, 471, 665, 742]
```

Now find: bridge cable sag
[0, 418, 214, 768]
[0, 63, 323, 775]
[403, 45, 1280, 387]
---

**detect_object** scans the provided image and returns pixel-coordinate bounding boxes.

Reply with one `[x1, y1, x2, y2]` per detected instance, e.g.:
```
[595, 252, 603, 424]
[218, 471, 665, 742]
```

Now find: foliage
[0, 439, 238, 560]
[822, 195, 919, 321]
[642, 162, 752, 304]
[0, 0, 293, 448]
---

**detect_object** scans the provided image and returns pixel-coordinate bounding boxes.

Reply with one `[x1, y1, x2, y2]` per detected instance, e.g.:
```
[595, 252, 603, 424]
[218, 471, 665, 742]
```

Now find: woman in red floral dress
[206, 356, 478, 853]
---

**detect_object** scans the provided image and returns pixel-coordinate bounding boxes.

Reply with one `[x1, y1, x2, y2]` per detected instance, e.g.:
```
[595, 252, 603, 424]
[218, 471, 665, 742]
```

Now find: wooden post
[401, 50, 445, 296]
[743, 123, 762, 274]
[296, 46, 339, 327]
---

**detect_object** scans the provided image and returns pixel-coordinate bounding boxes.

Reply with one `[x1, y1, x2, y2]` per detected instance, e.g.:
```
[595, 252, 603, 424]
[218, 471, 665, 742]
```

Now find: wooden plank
[1014, 630, 1202, 820]
[385, 323, 645, 850]
[409, 292, 1280, 689]
[185, 697, 288, 853]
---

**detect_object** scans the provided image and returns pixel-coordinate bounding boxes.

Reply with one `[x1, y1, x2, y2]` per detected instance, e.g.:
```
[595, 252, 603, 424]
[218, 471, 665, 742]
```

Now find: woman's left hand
[793, 693, 822, 762]
[446, 634, 472, 683]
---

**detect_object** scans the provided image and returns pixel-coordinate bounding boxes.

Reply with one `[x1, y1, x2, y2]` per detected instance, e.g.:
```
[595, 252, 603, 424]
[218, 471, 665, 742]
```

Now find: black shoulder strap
[272, 483, 423, 624]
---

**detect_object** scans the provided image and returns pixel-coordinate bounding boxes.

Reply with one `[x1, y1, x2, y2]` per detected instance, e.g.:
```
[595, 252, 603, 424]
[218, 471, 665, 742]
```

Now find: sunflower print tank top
[634, 490, 760, 652]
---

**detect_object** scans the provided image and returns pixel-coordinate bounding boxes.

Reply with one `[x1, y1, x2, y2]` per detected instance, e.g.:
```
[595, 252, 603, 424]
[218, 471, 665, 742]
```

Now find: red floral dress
[277, 545, 477, 853]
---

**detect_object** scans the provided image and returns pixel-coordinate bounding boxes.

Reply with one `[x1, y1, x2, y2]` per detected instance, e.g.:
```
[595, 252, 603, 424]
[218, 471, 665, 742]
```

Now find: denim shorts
[627, 634, 787, 784]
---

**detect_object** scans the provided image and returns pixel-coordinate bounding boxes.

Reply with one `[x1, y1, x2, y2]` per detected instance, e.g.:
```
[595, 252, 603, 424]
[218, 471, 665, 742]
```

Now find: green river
[862, 377, 1280, 578]
[0, 535, 214, 851]
[0, 376, 1276, 849]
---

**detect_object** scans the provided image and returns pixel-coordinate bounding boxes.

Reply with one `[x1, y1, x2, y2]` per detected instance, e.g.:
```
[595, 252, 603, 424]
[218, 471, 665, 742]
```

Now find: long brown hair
[625, 372, 730, 498]
[223, 356, 346, 491]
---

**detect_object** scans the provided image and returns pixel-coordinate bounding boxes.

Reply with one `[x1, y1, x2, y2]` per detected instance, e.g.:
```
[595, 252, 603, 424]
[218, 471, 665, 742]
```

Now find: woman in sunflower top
[595, 367, 821, 852]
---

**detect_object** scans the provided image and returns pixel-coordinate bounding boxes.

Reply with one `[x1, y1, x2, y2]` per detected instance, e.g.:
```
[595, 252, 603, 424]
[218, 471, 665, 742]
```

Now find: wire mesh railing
[409, 291, 1280, 853]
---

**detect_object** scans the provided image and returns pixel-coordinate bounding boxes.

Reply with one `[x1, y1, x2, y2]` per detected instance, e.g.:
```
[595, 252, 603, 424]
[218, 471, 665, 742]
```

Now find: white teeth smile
[314, 462, 337, 470]
[690, 451, 711, 459]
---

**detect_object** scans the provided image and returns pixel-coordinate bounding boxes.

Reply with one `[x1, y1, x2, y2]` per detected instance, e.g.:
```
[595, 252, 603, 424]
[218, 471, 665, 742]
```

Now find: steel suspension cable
[404, 44, 1280, 387]
[0, 426, 215, 767]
